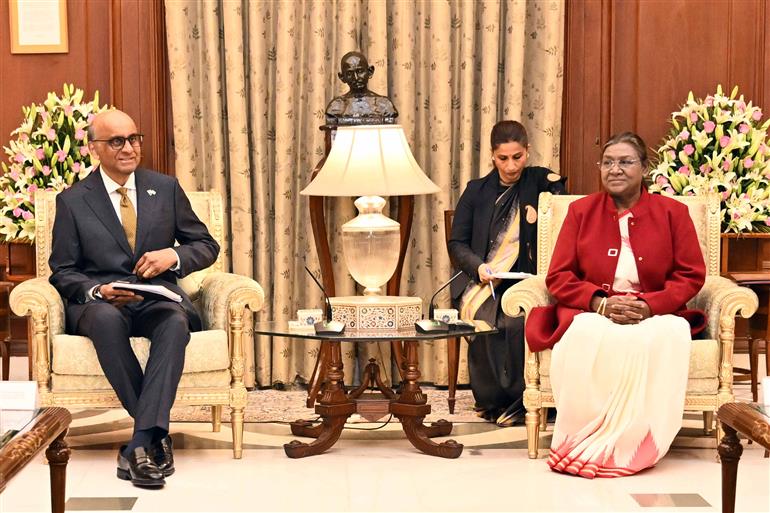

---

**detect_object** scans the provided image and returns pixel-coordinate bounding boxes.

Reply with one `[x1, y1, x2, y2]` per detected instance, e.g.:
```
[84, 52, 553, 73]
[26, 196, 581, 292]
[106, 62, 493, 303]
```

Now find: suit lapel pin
[147, 189, 156, 196]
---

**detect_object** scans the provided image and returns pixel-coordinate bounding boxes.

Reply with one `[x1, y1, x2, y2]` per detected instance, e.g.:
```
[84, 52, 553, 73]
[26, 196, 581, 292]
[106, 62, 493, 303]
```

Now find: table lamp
[301, 124, 440, 329]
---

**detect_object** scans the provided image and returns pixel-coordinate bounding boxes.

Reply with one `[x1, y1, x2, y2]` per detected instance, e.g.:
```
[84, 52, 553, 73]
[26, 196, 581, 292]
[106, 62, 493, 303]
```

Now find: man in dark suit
[49, 110, 219, 488]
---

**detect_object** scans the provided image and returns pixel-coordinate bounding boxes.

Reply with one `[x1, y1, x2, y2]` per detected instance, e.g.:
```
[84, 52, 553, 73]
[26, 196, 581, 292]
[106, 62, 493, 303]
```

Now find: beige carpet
[170, 387, 484, 424]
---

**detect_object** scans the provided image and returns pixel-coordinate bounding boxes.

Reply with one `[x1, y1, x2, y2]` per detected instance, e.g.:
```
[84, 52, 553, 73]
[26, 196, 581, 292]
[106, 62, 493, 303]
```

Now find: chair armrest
[199, 272, 265, 330]
[500, 276, 553, 318]
[8, 277, 63, 387]
[9, 278, 64, 336]
[691, 276, 758, 340]
[690, 275, 758, 397]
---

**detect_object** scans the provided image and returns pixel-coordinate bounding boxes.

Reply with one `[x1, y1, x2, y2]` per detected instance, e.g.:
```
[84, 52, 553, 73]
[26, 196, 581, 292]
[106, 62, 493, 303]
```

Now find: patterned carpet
[169, 387, 485, 424]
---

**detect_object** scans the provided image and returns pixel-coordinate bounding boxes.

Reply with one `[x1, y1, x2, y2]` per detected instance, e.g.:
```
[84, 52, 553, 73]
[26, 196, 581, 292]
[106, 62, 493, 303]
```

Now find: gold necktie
[116, 187, 136, 251]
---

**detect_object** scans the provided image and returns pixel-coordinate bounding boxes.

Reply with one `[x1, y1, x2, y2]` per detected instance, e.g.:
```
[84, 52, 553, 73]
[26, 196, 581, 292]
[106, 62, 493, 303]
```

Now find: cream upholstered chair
[501, 192, 758, 459]
[9, 190, 264, 459]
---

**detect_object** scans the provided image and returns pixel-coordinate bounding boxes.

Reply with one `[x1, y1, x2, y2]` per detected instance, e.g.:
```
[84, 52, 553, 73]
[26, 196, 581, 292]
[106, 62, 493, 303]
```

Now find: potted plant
[0, 84, 107, 242]
[649, 85, 770, 233]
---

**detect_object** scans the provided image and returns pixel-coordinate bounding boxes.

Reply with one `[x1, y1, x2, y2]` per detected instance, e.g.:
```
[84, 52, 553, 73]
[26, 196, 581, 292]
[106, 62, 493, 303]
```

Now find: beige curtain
[165, 0, 564, 388]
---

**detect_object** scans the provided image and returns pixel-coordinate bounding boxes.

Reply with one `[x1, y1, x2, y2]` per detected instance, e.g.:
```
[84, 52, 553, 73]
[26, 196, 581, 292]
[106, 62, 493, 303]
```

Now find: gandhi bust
[325, 51, 398, 126]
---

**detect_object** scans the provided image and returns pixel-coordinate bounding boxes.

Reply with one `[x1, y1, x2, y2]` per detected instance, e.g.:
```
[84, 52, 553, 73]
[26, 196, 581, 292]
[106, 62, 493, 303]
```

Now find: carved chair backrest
[535, 192, 721, 277]
[33, 189, 226, 279]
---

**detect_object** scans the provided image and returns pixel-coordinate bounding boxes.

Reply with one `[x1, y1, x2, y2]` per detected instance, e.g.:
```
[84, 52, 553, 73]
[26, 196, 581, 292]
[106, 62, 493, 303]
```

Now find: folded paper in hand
[112, 282, 183, 302]
[491, 271, 535, 280]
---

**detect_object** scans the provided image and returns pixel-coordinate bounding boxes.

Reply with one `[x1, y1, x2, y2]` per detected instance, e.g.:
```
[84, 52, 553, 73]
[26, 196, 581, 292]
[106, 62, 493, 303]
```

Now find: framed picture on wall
[8, 0, 69, 54]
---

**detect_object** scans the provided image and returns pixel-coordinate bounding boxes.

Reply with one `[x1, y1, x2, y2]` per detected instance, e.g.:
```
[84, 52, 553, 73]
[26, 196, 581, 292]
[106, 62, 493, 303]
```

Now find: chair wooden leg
[447, 337, 460, 414]
[749, 337, 759, 402]
[0, 339, 9, 381]
[526, 408, 540, 459]
[212, 405, 222, 432]
[703, 410, 714, 435]
[540, 407, 548, 431]
[231, 406, 244, 459]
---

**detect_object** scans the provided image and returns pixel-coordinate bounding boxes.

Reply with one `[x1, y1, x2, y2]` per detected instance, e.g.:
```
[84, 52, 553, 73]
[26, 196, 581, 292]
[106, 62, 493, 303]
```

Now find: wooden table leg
[45, 428, 70, 513]
[285, 340, 355, 457]
[391, 340, 463, 458]
[717, 423, 743, 513]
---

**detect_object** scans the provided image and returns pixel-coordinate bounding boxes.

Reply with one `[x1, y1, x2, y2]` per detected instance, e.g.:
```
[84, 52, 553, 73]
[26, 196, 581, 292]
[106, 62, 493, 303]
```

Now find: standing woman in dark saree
[448, 120, 566, 426]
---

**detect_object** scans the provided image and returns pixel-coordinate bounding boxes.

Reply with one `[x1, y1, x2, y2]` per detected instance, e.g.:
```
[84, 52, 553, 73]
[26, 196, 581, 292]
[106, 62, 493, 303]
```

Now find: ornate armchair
[10, 190, 264, 459]
[501, 192, 758, 459]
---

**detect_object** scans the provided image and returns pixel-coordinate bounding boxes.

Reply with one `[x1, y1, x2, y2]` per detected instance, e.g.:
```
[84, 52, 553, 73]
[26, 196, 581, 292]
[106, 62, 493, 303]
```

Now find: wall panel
[562, 0, 770, 195]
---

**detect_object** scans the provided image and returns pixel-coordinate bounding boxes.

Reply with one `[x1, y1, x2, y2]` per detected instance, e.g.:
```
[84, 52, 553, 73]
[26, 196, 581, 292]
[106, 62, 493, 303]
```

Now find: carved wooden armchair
[10, 190, 264, 459]
[501, 192, 758, 459]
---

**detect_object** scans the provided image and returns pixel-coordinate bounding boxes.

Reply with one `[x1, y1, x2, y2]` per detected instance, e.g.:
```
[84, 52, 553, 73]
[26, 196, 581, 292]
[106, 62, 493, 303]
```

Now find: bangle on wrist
[596, 297, 607, 316]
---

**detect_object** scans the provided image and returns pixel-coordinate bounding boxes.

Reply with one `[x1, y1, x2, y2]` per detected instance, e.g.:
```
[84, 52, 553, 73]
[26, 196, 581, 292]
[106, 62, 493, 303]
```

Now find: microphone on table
[415, 270, 475, 333]
[304, 266, 345, 335]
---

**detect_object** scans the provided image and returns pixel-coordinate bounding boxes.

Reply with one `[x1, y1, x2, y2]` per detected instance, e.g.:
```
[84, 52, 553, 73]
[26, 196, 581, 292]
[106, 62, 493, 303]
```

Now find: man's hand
[98, 283, 143, 306]
[133, 248, 178, 279]
[606, 295, 651, 325]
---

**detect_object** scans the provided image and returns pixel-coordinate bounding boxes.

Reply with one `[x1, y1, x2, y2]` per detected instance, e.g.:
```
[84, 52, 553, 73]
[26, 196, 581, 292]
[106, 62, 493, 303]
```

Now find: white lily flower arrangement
[649, 85, 770, 233]
[0, 84, 108, 242]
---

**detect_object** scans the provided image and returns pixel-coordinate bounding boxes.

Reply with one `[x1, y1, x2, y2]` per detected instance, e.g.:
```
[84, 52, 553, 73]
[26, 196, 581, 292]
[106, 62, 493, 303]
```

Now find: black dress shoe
[117, 446, 165, 488]
[151, 436, 175, 477]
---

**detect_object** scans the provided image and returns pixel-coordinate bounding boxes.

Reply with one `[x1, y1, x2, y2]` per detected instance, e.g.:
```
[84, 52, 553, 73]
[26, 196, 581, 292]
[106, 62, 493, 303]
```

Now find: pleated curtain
[165, 0, 564, 388]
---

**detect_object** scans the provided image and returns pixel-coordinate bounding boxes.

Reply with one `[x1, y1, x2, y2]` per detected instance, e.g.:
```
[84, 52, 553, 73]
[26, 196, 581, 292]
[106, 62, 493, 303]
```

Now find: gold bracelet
[597, 297, 608, 316]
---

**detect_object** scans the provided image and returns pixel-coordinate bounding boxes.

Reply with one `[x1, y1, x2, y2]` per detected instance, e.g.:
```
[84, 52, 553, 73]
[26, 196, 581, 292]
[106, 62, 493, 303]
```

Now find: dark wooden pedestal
[0, 242, 35, 381]
[285, 341, 463, 459]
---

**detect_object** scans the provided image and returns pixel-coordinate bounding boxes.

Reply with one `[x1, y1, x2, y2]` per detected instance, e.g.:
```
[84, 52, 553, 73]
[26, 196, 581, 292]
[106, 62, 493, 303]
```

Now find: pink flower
[72, 162, 81, 173]
[28, 184, 38, 194]
[739, 123, 750, 134]
[720, 135, 731, 147]
[46, 128, 56, 140]
[55, 150, 67, 162]
[13, 153, 24, 163]
[87, 114, 95, 123]
[12, 207, 22, 218]
[743, 157, 754, 168]
[678, 165, 690, 176]
[64, 105, 74, 116]
[75, 128, 86, 140]
[703, 121, 716, 133]
[765, 218, 770, 226]
[668, 150, 676, 160]
[760, 144, 768, 156]
[722, 190, 731, 200]
[656, 176, 669, 186]
[699, 163, 711, 173]
[19, 133, 28, 142]
[35, 148, 44, 160]
[79, 146, 89, 157]
[41, 165, 51, 176]
[25, 166, 34, 177]
[21, 210, 33, 221]
[683, 144, 695, 156]
[733, 212, 741, 220]
[722, 159, 731, 170]
[40, 111, 48, 121]
[9, 168, 19, 181]
[678, 129, 690, 140]
[705, 96, 714, 107]
[737, 101, 746, 111]
[753, 109, 763, 120]
[690, 111, 698, 122]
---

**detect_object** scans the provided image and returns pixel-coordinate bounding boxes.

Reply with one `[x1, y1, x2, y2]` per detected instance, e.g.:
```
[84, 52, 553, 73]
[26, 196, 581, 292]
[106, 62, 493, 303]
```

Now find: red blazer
[525, 189, 706, 352]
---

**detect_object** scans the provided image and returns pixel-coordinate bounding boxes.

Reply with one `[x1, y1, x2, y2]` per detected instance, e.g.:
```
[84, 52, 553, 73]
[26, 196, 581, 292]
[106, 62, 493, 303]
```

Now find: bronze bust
[325, 51, 398, 126]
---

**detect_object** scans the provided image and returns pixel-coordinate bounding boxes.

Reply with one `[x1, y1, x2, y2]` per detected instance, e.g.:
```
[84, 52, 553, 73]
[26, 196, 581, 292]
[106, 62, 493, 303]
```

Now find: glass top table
[0, 407, 72, 513]
[252, 319, 496, 341]
[254, 319, 497, 459]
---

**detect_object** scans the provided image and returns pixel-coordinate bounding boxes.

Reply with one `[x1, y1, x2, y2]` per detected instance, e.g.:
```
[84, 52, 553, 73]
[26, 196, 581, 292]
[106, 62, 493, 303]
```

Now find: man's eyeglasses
[597, 158, 639, 171]
[91, 134, 144, 151]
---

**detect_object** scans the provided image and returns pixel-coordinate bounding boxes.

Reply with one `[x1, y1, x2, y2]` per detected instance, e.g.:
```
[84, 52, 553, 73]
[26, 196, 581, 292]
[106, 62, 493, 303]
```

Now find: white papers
[1, 409, 36, 434]
[491, 272, 535, 280]
[112, 282, 183, 302]
[0, 381, 37, 409]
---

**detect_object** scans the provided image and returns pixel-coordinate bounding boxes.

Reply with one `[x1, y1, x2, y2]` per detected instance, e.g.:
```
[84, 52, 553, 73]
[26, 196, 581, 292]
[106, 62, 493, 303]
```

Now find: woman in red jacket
[526, 132, 706, 478]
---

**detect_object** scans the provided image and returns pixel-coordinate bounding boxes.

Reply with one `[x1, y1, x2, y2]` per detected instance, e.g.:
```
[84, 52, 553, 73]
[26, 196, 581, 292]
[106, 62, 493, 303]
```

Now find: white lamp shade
[300, 125, 440, 197]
